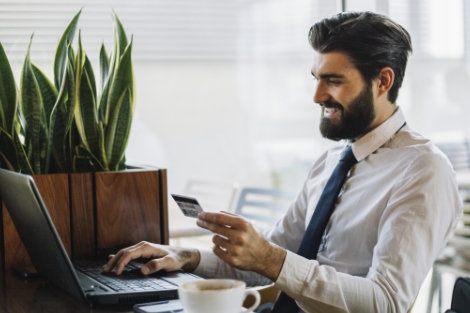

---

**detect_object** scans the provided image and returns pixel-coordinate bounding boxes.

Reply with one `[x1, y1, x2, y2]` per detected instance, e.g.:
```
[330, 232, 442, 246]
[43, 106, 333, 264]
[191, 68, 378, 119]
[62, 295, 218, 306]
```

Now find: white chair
[233, 187, 296, 231]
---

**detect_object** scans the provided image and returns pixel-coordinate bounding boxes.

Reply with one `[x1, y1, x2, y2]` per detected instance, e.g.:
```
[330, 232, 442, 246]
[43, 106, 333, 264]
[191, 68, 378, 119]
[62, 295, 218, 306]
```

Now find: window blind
[0, 0, 338, 63]
[389, 0, 465, 59]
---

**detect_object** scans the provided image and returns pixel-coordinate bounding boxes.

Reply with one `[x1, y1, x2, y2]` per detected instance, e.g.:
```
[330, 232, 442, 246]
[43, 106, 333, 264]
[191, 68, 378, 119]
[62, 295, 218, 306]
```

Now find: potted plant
[0, 9, 169, 269]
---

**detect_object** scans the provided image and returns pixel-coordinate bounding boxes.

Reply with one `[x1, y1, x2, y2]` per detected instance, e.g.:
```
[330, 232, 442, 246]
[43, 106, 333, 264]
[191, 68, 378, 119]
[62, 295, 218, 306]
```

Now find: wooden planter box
[0, 167, 169, 270]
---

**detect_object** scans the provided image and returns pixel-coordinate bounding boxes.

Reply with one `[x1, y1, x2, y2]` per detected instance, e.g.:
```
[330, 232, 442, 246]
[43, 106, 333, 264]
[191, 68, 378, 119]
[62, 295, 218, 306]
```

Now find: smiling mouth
[322, 104, 342, 119]
[324, 107, 339, 115]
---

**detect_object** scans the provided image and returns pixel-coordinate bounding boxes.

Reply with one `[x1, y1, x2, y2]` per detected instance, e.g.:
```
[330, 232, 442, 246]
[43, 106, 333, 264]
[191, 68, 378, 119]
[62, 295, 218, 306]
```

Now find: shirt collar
[349, 106, 406, 162]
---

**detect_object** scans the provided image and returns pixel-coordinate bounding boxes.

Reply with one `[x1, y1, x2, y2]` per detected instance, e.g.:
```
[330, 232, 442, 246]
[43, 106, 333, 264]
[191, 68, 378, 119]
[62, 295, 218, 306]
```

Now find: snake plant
[0, 9, 135, 174]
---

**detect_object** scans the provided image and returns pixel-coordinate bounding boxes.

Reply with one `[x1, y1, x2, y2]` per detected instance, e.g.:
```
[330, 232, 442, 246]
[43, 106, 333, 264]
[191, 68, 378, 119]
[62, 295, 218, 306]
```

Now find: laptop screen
[0, 169, 86, 302]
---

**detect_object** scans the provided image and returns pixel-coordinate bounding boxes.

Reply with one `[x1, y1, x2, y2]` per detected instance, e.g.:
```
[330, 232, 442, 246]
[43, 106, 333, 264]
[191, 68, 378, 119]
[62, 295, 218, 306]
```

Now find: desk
[0, 271, 133, 313]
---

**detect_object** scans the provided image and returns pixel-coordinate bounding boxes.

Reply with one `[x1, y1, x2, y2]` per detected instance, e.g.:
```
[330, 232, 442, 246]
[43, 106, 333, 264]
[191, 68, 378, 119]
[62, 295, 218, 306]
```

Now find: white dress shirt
[193, 107, 462, 313]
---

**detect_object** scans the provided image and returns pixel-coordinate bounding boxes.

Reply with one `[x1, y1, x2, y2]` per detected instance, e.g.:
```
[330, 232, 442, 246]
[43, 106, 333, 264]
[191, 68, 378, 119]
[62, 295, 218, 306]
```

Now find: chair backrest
[234, 187, 296, 231]
[436, 141, 470, 172]
[184, 179, 239, 212]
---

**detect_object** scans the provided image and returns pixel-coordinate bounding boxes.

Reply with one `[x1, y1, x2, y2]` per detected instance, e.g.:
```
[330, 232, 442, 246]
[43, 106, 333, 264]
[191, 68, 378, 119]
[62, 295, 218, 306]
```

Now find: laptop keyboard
[76, 263, 177, 292]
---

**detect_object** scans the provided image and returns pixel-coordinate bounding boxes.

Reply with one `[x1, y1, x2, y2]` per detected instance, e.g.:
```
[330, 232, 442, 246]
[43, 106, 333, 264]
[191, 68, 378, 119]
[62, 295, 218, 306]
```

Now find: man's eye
[328, 80, 340, 85]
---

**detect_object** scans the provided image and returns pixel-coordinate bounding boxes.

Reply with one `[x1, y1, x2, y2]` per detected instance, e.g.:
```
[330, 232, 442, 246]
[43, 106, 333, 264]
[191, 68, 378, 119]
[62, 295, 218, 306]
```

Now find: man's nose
[313, 81, 330, 104]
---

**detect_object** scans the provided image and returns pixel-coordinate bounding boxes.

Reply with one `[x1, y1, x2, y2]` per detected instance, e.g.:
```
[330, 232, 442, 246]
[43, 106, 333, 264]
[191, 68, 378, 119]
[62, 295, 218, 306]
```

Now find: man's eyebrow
[311, 72, 346, 79]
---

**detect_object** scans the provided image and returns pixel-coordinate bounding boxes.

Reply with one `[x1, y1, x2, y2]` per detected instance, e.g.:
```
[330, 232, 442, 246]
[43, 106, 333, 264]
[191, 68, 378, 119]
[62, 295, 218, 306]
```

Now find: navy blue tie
[272, 145, 358, 313]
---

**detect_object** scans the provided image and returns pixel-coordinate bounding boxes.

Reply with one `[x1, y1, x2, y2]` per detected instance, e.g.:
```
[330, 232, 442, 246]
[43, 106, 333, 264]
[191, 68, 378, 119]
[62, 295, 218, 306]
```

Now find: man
[103, 12, 461, 313]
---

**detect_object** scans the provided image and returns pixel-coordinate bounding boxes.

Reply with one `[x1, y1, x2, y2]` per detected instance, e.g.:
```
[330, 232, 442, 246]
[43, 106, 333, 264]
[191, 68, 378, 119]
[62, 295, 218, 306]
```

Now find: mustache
[320, 100, 344, 110]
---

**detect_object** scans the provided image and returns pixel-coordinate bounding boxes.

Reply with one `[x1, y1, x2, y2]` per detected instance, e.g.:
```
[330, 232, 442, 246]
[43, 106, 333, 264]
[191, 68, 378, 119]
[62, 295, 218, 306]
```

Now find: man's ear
[377, 67, 395, 97]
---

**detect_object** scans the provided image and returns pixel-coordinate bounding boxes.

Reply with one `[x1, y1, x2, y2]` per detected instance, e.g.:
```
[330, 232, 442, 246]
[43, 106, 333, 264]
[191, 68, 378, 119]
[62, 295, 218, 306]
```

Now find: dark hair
[309, 11, 412, 103]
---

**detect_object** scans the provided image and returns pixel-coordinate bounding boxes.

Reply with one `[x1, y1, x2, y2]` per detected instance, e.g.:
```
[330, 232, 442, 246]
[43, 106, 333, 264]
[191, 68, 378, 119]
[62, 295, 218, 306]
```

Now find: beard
[319, 83, 376, 141]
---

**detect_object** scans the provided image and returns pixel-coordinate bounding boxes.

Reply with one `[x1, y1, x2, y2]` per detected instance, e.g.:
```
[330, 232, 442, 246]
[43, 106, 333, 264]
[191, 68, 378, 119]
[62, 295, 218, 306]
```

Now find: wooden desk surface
[0, 271, 134, 313]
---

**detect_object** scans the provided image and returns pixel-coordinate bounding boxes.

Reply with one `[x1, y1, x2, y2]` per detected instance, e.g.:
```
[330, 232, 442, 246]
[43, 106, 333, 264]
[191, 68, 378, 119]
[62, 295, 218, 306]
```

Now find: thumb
[141, 256, 180, 275]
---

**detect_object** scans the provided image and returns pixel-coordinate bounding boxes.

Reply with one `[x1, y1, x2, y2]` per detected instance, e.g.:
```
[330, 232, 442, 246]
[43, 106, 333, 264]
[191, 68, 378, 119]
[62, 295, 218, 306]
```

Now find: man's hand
[102, 241, 201, 275]
[197, 211, 286, 281]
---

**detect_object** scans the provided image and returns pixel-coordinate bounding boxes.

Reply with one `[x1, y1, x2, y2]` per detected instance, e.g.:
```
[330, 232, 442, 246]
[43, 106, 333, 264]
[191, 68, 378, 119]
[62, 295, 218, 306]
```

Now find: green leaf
[32, 63, 57, 129]
[65, 43, 76, 133]
[73, 33, 107, 170]
[112, 12, 128, 67]
[30, 65, 53, 173]
[39, 122, 48, 173]
[67, 119, 81, 172]
[98, 44, 110, 125]
[53, 9, 81, 90]
[0, 42, 18, 136]
[67, 41, 76, 72]
[0, 151, 15, 171]
[99, 43, 109, 92]
[73, 144, 105, 172]
[99, 12, 129, 129]
[107, 38, 134, 120]
[104, 36, 134, 171]
[20, 35, 44, 175]
[49, 43, 73, 173]
[117, 154, 126, 170]
[73, 155, 96, 172]
[76, 67, 106, 168]
[73, 31, 87, 144]
[84, 55, 97, 104]
[50, 102, 68, 173]
[12, 131, 33, 174]
[106, 87, 132, 170]
[0, 127, 18, 171]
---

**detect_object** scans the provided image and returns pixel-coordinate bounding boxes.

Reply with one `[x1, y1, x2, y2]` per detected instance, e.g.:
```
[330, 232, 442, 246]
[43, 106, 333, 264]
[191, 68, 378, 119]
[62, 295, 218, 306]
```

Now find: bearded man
[104, 12, 462, 313]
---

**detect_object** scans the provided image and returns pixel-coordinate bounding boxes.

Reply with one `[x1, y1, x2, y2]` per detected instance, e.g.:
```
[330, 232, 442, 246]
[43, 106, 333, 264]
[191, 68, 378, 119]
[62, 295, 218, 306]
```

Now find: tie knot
[340, 145, 357, 167]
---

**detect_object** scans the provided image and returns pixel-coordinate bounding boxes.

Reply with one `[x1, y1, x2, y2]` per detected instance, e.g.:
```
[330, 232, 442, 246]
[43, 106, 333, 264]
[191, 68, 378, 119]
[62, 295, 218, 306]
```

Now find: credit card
[171, 194, 204, 218]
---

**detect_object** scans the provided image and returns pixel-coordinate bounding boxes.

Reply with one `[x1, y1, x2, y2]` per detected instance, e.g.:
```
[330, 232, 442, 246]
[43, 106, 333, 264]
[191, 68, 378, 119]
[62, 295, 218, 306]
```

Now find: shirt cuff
[274, 250, 317, 298]
[192, 248, 218, 278]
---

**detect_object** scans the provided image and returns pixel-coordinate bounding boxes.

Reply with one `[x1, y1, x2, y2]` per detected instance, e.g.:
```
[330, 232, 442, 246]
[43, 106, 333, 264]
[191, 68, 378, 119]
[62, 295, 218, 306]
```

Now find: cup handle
[243, 289, 261, 312]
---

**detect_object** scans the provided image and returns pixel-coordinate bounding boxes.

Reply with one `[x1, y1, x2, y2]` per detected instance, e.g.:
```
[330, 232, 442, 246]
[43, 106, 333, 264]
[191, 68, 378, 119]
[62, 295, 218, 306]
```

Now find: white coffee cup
[178, 279, 261, 313]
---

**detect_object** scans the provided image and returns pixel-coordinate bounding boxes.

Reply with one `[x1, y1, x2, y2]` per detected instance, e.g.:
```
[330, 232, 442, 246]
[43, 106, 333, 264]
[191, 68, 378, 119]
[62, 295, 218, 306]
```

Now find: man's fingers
[141, 256, 181, 275]
[102, 250, 126, 273]
[220, 211, 237, 216]
[102, 241, 150, 273]
[197, 218, 238, 239]
[212, 234, 233, 250]
[113, 250, 140, 275]
[212, 245, 232, 265]
[104, 242, 154, 274]
[197, 212, 244, 228]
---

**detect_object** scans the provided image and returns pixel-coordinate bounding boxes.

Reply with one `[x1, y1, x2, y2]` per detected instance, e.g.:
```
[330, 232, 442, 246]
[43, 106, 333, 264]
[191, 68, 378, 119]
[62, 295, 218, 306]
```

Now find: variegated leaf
[32, 63, 57, 129]
[20, 35, 43, 174]
[0, 127, 18, 171]
[106, 87, 132, 170]
[0, 42, 18, 136]
[53, 9, 81, 89]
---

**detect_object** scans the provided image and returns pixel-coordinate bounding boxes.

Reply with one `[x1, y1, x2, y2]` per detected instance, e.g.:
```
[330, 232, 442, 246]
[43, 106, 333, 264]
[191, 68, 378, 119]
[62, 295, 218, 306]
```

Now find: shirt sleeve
[192, 248, 272, 286]
[274, 152, 462, 313]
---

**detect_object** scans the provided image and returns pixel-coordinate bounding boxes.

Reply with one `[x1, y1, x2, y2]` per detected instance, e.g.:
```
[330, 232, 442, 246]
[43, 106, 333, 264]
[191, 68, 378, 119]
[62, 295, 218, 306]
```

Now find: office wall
[126, 60, 331, 194]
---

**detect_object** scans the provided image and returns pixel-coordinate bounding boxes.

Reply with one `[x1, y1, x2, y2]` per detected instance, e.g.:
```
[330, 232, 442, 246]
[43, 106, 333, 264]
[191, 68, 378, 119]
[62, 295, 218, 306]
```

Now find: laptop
[0, 169, 202, 306]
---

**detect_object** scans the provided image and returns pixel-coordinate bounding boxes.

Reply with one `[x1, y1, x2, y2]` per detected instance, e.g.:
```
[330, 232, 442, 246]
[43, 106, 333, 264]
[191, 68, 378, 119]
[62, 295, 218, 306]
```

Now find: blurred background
[4, 0, 469, 194]
[1, 0, 469, 312]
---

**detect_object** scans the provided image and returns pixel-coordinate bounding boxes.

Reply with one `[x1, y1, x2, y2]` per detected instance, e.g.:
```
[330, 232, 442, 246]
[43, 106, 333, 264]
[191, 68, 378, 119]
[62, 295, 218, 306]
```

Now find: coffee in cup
[178, 279, 260, 313]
